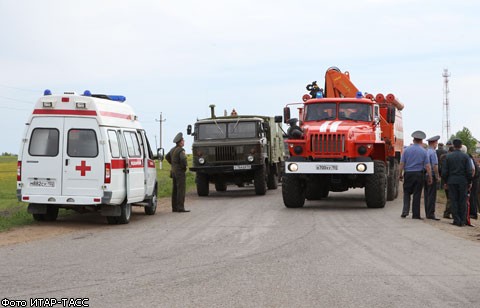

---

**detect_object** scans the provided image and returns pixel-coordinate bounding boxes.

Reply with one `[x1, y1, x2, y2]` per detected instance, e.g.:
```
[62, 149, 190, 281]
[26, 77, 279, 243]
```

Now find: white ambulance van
[17, 90, 163, 224]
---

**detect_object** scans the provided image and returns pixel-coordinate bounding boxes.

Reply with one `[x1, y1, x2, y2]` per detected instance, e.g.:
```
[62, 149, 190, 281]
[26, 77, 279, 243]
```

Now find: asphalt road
[1, 186, 480, 308]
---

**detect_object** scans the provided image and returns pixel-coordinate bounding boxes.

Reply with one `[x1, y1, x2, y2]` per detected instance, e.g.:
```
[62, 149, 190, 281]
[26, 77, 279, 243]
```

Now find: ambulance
[17, 90, 163, 224]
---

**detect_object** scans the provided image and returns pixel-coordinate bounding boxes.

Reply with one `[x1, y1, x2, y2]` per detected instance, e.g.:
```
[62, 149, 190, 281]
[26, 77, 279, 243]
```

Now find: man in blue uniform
[399, 131, 432, 219]
[424, 135, 441, 220]
[442, 139, 473, 226]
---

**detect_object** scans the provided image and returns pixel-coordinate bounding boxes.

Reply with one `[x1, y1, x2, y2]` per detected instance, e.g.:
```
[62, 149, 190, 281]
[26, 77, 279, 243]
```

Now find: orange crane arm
[324, 67, 359, 98]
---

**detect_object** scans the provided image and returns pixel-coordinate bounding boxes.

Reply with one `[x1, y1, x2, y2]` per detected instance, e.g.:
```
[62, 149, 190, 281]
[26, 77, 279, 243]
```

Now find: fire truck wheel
[267, 165, 278, 190]
[387, 161, 399, 201]
[44, 206, 59, 221]
[254, 165, 267, 195]
[282, 174, 305, 208]
[196, 173, 209, 196]
[215, 181, 227, 192]
[145, 187, 158, 215]
[365, 160, 387, 208]
[117, 201, 131, 224]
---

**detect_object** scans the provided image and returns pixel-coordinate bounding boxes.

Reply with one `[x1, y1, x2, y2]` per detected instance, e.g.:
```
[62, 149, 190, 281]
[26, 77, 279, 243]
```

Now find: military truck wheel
[387, 160, 399, 201]
[365, 160, 387, 208]
[267, 165, 278, 190]
[44, 206, 59, 221]
[215, 182, 227, 192]
[282, 174, 305, 208]
[117, 201, 131, 224]
[196, 173, 209, 196]
[144, 186, 157, 215]
[254, 165, 267, 195]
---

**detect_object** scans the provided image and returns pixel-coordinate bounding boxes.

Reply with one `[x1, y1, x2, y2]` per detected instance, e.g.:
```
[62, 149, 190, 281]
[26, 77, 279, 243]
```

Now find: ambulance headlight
[356, 163, 367, 172]
[247, 155, 254, 162]
[288, 163, 298, 172]
[198, 157, 205, 165]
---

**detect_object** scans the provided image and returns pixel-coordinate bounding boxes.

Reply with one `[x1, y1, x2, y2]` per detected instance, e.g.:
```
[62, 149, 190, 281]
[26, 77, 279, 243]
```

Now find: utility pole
[155, 112, 166, 169]
[442, 69, 451, 141]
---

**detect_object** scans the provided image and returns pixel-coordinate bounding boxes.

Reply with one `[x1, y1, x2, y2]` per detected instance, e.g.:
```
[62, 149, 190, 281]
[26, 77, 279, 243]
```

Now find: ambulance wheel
[44, 206, 59, 221]
[145, 187, 158, 215]
[117, 202, 131, 224]
[32, 213, 45, 221]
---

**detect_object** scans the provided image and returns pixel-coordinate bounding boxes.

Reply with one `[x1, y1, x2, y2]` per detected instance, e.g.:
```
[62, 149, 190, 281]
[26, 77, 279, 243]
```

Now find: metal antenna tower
[442, 69, 451, 141]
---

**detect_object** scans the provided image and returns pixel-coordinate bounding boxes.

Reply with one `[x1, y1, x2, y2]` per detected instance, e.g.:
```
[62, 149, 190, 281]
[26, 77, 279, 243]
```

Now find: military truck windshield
[339, 103, 372, 121]
[228, 122, 257, 139]
[197, 121, 258, 140]
[305, 103, 336, 121]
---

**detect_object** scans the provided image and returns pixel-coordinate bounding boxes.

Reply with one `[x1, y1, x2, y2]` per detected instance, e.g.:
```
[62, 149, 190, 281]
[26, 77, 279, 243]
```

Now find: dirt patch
[0, 197, 173, 247]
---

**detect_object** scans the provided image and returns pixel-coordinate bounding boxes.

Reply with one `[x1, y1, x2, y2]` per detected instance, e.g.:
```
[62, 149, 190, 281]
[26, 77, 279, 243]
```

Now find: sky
[1, 0, 479, 154]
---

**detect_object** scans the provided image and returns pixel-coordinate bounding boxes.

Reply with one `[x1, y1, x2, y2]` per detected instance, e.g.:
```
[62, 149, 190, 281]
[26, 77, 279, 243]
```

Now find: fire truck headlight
[198, 157, 205, 165]
[293, 146, 303, 155]
[356, 163, 367, 172]
[247, 155, 254, 162]
[357, 145, 367, 155]
[288, 163, 298, 172]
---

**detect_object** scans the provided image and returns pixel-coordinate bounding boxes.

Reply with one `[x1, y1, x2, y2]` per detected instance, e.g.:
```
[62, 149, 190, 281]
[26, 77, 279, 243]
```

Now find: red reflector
[94, 198, 101, 202]
[62, 97, 69, 102]
[17, 161, 22, 181]
[23, 196, 30, 201]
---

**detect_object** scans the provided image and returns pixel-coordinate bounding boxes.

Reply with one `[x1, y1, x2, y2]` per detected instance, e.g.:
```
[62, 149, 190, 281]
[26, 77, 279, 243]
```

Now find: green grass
[0, 155, 196, 232]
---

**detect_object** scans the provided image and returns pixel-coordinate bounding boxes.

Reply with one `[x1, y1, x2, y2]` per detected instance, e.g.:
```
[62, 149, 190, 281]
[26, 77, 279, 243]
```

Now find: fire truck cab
[17, 90, 162, 224]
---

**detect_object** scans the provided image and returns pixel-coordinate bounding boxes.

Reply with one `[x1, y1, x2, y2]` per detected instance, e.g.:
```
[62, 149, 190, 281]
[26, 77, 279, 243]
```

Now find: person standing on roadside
[442, 139, 473, 226]
[165, 132, 190, 213]
[440, 141, 454, 218]
[424, 135, 441, 220]
[399, 131, 433, 219]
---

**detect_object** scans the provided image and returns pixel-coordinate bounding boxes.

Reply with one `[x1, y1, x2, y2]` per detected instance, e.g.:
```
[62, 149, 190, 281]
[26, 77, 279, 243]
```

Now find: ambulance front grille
[311, 134, 345, 154]
[215, 146, 236, 161]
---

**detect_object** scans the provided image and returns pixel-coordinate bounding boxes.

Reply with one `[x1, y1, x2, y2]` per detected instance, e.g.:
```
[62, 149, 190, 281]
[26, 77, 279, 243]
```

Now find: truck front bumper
[285, 161, 374, 174]
[190, 163, 263, 174]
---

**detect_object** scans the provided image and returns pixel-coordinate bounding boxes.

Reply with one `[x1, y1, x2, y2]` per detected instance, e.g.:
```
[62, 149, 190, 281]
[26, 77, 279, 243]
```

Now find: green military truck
[187, 105, 285, 196]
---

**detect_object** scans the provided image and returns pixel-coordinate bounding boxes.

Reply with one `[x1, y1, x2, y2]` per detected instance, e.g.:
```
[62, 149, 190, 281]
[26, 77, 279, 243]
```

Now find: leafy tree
[451, 127, 478, 155]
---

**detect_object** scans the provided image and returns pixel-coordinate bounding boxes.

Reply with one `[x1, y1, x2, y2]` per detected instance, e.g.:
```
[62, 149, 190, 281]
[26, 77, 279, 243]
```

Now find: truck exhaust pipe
[209, 104, 216, 118]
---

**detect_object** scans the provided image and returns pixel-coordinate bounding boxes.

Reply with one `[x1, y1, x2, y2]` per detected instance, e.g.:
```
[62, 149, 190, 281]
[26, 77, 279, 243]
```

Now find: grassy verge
[0, 155, 196, 232]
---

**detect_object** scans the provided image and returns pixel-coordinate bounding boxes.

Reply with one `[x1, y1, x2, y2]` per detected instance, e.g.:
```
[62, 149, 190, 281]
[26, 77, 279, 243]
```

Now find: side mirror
[187, 125, 192, 135]
[156, 148, 165, 161]
[283, 107, 291, 123]
[274, 115, 283, 123]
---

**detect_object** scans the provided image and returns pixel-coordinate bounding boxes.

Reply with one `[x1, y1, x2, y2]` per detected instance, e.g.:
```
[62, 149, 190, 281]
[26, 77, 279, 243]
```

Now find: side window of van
[124, 131, 142, 157]
[68, 129, 98, 157]
[107, 130, 120, 158]
[29, 128, 59, 156]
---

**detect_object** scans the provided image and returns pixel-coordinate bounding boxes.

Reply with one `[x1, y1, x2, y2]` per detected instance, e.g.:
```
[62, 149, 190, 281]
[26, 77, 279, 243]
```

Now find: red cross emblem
[75, 160, 92, 176]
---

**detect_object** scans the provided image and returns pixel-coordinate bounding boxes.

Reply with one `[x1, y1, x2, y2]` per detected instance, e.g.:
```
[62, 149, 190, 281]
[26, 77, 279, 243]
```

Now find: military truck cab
[187, 106, 284, 196]
[17, 90, 163, 224]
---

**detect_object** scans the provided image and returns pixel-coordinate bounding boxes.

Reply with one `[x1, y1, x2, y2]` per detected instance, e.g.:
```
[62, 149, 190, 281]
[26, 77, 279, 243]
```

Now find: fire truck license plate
[316, 164, 338, 171]
[30, 180, 55, 188]
[234, 165, 252, 170]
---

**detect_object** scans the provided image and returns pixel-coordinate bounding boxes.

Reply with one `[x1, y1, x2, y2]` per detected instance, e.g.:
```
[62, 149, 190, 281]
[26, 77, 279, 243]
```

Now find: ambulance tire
[32, 213, 45, 221]
[117, 202, 131, 224]
[365, 160, 387, 208]
[144, 186, 158, 215]
[254, 165, 267, 195]
[44, 206, 59, 221]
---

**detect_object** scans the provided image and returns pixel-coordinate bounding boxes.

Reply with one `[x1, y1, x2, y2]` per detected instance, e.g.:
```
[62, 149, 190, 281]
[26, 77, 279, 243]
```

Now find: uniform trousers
[424, 177, 437, 218]
[448, 183, 468, 225]
[171, 171, 186, 211]
[402, 171, 424, 218]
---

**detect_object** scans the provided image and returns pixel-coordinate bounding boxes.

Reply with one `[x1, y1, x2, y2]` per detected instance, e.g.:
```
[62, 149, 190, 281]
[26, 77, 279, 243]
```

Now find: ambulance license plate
[234, 165, 252, 170]
[30, 180, 55, 188]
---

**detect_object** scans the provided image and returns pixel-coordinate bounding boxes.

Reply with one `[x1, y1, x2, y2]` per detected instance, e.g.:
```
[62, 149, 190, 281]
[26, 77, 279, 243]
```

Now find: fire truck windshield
[339, 103, 372, 121]
[305, 103, 336, 121]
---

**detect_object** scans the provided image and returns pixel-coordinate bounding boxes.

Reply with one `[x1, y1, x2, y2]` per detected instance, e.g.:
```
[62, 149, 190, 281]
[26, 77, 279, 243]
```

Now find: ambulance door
[139, 130, 156, 196]
[62, 118, 105, 197]
[21, 117, 64, 196]
[122, 130, 145, 202]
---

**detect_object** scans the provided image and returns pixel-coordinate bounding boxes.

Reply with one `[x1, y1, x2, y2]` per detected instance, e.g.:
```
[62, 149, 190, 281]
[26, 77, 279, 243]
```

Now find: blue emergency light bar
[108, 95, 126, 102]
[356, 91, 363, 99]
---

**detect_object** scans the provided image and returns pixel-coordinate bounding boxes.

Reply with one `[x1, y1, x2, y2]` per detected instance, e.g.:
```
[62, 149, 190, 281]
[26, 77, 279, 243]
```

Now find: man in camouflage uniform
[166, 132, 190, 212]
